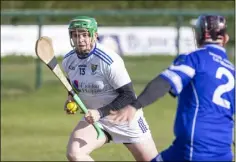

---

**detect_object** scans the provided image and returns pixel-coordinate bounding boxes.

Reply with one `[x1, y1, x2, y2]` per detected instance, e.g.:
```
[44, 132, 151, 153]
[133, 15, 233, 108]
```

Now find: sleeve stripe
[160, 75, 178, 96]
[161, 69, 183, 94]
[169, 64, 195, 78]
[94, 52, 112, 65]
[95, 49, 113, 63]
[64, 50, 75, 59]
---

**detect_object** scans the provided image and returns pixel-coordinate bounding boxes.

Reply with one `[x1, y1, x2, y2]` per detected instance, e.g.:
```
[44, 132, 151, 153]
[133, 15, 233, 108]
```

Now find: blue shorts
[151, 145, 185, 162]
[151, 154, 163, 162]
[151, 145, 233, 162]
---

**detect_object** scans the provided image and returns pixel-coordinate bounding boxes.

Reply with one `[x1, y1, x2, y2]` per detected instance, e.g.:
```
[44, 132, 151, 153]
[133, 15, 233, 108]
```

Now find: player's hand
[84, 109, 101, 124]
[108, 105, 137, 124]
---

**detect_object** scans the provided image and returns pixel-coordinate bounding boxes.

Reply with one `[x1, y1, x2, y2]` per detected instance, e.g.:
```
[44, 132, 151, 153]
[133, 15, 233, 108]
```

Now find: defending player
[61, 16, 158, 161]
[109, 15, 235, 161]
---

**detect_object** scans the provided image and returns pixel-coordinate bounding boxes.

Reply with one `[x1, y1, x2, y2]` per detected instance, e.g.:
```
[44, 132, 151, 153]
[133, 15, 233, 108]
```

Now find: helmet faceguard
[68, 16, 98, 53]
[194, 15, 227, 47]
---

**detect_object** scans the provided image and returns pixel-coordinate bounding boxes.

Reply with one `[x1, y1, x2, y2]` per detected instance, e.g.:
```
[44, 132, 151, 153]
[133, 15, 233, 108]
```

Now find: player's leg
[123, 112, 158, 161]
[124, 136, 158, 161]
[66, 120, 108, 161]
[102, 109, 158, 161]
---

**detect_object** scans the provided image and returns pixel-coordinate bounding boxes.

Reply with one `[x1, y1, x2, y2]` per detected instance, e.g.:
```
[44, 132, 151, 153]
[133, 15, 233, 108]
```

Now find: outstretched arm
[131, 75, 172, 109]
[133, 53, 199, 110]
[109, 53, 198, 123]
[108, 75, 172, 123]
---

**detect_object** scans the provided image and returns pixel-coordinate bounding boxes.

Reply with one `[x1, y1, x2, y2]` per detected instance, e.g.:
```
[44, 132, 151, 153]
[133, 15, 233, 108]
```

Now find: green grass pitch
[1, 55, 233, 161]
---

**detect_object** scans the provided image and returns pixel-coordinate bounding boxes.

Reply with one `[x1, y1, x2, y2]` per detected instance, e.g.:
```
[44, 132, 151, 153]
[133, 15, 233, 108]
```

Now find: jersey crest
[91, 64, 98, 75]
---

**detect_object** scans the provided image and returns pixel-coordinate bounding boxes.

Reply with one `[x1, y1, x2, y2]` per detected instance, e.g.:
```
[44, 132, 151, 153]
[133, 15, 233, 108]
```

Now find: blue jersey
[160, 44, 235, 161]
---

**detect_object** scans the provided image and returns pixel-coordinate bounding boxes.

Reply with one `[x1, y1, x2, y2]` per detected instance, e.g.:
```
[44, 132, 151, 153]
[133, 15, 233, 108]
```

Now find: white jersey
[62, 43, 131, 109]
[62, 43, 151, 143]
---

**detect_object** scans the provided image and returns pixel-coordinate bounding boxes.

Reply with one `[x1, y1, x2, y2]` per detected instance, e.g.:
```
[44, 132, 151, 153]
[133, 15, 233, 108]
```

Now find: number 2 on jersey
[212, 67, 234, 109]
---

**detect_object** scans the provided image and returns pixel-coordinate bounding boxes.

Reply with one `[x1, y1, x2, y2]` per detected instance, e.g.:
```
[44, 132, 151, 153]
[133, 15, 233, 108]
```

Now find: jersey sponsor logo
[72, 80, 106, 94]
[69, 65, 75, 70]
[72, 80, 80, 93]
[78, 65, 87, 68]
